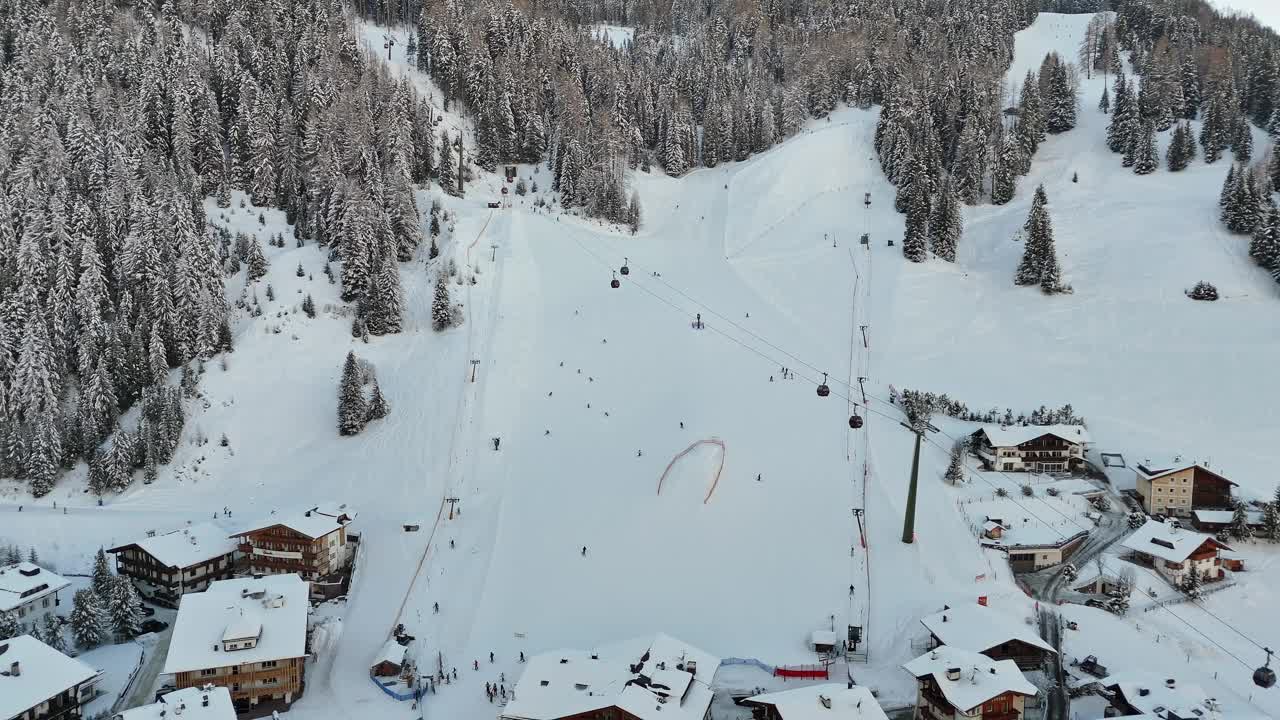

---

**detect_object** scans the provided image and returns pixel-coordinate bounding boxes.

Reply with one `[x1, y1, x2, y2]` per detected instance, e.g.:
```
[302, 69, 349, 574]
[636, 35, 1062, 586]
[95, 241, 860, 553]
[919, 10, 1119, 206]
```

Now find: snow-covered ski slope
[4, 11, 1278, 720]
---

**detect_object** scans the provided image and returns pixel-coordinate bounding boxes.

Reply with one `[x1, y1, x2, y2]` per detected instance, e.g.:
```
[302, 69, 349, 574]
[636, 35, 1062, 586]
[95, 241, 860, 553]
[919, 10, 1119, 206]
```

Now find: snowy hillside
[5, 10, 1279, 720]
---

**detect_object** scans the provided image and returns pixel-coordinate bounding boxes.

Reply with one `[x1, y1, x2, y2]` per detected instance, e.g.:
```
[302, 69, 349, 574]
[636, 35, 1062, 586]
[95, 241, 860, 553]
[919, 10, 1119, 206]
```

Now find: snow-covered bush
[1187, 281, 1219, 301]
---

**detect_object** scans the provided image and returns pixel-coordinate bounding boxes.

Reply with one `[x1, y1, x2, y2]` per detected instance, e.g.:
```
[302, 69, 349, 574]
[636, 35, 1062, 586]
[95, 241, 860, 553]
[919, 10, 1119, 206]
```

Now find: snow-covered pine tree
[1016, 186, 1051, 286]
[364, 260, 404, 336]
[41, 614, 66, 652]
[929, 180, 962, 262]
[70, 588, 110, 648]
[1039, 234, 1064, 295]
[1181, 566, 1203, 599]
[338, 351, 367, 436]
[1133, 121, 1158, 174]
[106, 575, 144, 640]
[901, 160, 931, 263]
[944, 442, 965, 484]
[1106, 74, 1130, 152]
[92, 548, 112, 599]
[246, 239, 268, 282]
[432, 273, 453, 332]
[367, 379, 390, 422]
[1232, 114, 1253, 164]
[1250, 206, 1280, 271]
[0, 611, 18, 641]
[991, 133, 1019, 205]
[1044, 53, 1078, 133]
[1098, 85, 1110, 113]
[1228, 498, 1253, 540]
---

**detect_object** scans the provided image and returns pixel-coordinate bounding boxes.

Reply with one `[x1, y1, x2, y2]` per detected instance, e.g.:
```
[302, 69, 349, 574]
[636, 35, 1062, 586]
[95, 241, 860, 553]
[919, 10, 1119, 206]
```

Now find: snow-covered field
[4, 11, 1279, 720]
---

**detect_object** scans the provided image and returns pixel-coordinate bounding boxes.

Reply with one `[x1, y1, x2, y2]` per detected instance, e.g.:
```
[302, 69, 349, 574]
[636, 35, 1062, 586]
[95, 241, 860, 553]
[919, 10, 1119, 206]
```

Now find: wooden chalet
[231, 506, 353, 581]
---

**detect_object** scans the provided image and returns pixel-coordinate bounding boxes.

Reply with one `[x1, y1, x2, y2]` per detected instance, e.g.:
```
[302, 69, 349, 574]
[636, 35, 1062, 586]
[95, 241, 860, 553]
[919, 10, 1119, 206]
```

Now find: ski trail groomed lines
[656, 439, 727, 504]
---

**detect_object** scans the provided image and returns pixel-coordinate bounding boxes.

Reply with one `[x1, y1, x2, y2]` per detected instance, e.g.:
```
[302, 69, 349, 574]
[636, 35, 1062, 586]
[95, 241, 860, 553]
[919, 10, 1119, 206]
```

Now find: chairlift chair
[816, 373, 831, 398]
[1255, 649, 1276, 689]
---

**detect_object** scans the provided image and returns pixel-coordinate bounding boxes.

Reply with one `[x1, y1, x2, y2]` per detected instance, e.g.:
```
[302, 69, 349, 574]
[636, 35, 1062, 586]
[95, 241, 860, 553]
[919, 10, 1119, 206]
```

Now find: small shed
[983, 519, 1005, 540]
[371, 639, 407, 677]
[810, 630, 838, 654]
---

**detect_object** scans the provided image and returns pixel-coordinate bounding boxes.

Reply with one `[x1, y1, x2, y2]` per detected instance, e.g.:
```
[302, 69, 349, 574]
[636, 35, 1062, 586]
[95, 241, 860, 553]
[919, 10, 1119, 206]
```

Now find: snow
[1135, 459, 1234, 486]
[4, 10, 1280, 720]
[1106, 674, 1264, 720]
[1120, 519, 1227, 564]
[1192, 509, 1263, 525]
[117, 685, 236, 720]
[108, 522, 237, 570]
[0, 562, 70, 612]
[0, 634, 99, 720]
[234, 505, 353, 541]
[901, 646, 1036, 713]
[593, 24, 634, 49]
[742, 684, 889, 720]
[502, 634, 716, 720]
[919, 603, 1055, 655]
[80, 640, 148, 718]
[162, 574, 307, 675]
[974, 424, 1090, 448]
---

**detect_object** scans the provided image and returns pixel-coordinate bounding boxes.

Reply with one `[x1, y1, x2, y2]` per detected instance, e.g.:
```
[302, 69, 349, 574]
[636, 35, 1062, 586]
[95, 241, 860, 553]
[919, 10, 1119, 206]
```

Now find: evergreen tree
[1098, 85, 1110, 114]
[0, 611, 18, 641]
[432, 274, 454, 331]
[246, 240, 268, 282]
[1133, 121, 1158, 174]
[991, 134, 1019, 205]
[92, 548, 112, 600]
[944, 442, 965, 484]
[106, 576, 144, 640]
[364, 261, 404, 336]
[70, 588, 110, 648]
[367, 380, 390, 422]
[338, 351, 367, 436]
[929, 181, 962, 262]
[1228, 498, 1253, 540]
[1044, 54, 1078, 133]
[1106, 73, 1131, 152]
[901, 161, 931, 263]
[1040, 241, 1064, 295]
[1250, 206, 1280, 271]
[41, 614, 66, 652]
[1016, 186, 1053, 286]
[1181, 566, 1203, 599]
[1232, 114, 1253, 164]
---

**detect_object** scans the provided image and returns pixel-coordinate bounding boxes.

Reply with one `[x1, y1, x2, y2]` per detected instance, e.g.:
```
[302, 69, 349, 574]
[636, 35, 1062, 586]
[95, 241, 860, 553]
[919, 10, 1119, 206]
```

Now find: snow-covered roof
[108, 522, 238, 570]
[501, 633, 718, 720]
[742, 684, 889, 720]
[903, 646, 1036, 713]
[232, 504, 354, 540]
[1106, 674, 1233, 720]
[372, 639, 407, 669]
[975, 424, 1090, 448]
[162, 574, 308, 675]
[919, 603, 1055, 656]
[1120, 519, 1229, 564]
[0, 634, 100, 720]
[115, 685, 236, 720]
[998, 522, 1086, 549]
[811, 630, 838, 646]
[0, 562, 71, 612]
[1191, 509, 1263, 526]
[1135, 459, 1234, 485]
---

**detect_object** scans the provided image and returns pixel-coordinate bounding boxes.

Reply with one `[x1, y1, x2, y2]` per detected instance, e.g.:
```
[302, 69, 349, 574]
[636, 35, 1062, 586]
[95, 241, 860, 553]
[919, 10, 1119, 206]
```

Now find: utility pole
[900, 422, 922, 544]
[490, 244, 498, 262]
[445, 496, 460, 520]
[856, 377, 868, 404]
[859, 325, 869, 349]
[470, 359, 480, 382]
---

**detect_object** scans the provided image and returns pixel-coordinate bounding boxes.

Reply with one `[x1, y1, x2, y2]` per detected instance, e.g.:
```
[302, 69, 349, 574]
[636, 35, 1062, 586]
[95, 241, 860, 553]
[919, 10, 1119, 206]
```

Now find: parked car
[140, 604, 156, 617]
[140, 619, 169, 634]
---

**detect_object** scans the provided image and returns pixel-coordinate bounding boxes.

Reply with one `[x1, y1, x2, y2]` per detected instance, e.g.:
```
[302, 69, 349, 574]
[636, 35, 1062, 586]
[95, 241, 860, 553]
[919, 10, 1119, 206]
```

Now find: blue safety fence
[371, 674, 427, 701]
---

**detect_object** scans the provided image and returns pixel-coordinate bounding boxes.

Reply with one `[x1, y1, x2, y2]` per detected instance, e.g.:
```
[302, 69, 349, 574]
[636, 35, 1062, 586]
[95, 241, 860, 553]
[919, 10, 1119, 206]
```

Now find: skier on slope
[582, 546, 587, 556]
[490, 651, 495, 663]
[434, 602, 439, 614]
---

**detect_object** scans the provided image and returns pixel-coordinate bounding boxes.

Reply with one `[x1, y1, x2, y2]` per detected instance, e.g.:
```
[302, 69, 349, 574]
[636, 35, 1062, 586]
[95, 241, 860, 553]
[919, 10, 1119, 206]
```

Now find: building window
[262, 660, 278, 669]
[201, 668, 218, 677]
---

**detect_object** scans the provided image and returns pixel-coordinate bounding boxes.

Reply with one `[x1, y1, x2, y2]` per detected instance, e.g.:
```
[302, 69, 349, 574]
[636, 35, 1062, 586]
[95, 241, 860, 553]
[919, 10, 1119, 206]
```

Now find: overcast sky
[1211, 0, 1280, 35]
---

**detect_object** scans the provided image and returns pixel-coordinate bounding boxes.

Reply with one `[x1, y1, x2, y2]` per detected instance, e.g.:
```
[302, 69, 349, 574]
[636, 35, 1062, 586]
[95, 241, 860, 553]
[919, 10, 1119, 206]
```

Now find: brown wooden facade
[914, 677, 1027, 720]
[107, 547, 235, 603]
[232, 525, 346, 580]
[175, 656, 304, 707]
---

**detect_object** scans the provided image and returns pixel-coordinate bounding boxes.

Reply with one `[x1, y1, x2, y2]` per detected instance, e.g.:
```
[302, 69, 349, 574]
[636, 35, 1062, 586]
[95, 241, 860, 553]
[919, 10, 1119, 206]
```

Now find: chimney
[942, 614, 947, 622]
[989, 668, 996, 675]
[202, 695, 209, 708]
[945, 668, 961, 682]
[175, 704, 184, 716]
[10, 661, 20, 677]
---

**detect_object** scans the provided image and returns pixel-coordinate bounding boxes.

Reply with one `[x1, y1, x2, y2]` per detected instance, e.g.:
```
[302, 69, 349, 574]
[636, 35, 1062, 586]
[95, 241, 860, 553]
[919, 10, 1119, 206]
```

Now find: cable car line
[557, 226, 1275, 679]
